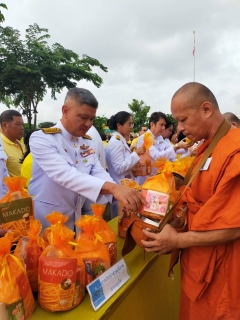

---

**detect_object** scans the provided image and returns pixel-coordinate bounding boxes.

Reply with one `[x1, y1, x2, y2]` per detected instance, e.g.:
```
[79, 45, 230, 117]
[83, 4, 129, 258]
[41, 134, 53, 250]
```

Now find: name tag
[87, 258, 130, 311]
[80, 148, 95, 158]
[200, 157, 212, 171]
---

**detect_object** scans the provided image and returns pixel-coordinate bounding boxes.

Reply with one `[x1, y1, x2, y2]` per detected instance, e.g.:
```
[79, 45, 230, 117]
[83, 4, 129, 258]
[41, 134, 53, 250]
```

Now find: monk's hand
[111, 184, 147, 212]
[141, 224, 179, 255]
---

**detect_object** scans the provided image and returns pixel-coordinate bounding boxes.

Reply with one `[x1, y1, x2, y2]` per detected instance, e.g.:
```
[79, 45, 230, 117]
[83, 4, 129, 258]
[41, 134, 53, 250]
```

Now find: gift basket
[0, 232, 36, 320]
[38, 223, 85, 312]
[132, 132, 154, 176]
[14, 219, 46, 292]
[75, 215, 111, 286]
[0, 177, 34, 244]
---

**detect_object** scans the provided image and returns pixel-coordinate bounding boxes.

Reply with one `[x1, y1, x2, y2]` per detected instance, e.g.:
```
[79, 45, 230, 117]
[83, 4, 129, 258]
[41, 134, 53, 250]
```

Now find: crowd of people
[0, 83, 240, 319]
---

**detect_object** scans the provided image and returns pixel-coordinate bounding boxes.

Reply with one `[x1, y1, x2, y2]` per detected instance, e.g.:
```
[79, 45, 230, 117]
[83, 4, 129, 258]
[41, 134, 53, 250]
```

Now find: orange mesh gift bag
[41, 211, 71, 246]
[91, 204, 117, 266]
[0, 232, 36, 320]
[14, 219, 46, 292]
[132, 132, 154, 176]
[38, 223, 85, 312]
[75, 215, 110, 286]
[0, 177, 34, 243]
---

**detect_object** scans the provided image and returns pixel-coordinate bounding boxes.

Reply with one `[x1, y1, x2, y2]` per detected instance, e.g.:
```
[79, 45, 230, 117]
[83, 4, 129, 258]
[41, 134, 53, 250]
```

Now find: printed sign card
[87, 258, 130, 311]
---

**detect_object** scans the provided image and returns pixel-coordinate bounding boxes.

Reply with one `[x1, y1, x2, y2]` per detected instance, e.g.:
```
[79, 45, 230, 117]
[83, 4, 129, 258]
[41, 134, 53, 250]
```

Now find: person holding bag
[141, 82, 240, 320]
[106, 111, 146, 218]
[106, 111, 146, 185]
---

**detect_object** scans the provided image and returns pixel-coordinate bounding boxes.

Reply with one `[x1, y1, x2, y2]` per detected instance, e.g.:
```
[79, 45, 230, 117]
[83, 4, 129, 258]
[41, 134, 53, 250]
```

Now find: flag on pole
[192, 31, 195, 56]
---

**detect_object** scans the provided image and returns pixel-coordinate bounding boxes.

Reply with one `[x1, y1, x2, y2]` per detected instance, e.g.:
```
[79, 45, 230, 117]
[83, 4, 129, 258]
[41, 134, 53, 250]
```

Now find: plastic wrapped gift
[132, 132, 154, 176]
[0, 177, 34, 244]
[140, 173, 178, 221]
[75, 215, 110, 286]
[38, 224, 85, 312]
[0, 232, 36, 320]
[14, 219, 46, 292]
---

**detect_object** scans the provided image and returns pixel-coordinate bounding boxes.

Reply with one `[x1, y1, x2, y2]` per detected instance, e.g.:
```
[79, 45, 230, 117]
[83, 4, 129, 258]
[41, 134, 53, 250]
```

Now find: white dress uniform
[136, 130, 176, 185]
[0, 136, 8, 197]
[82, 125, 107, 215]
[105, 132, 140, 184]
[28, 121, 114, 231]
[86, 125, 106, 169]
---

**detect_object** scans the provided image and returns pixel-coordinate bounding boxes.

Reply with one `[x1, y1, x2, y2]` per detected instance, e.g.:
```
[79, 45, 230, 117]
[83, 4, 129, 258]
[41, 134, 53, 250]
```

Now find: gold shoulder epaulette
[41, 128, 61, 134]
[83, 134, 92, 140]
[116, 135, 121, 140]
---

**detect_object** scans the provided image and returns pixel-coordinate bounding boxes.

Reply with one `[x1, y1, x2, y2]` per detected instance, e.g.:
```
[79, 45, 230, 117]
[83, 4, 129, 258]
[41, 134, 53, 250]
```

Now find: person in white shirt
[106, 111, 146, 217]
[136, 112, 177, 185]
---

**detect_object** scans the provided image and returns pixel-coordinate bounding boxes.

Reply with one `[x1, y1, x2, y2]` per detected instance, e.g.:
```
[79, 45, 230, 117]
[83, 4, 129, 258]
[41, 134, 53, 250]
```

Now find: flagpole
[193, 30, 195, 82]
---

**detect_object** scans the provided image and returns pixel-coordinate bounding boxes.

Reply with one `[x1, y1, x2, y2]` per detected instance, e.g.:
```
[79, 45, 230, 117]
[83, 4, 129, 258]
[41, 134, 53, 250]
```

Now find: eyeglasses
[126, 122, 134, 128]
[142, 129, 148, 132]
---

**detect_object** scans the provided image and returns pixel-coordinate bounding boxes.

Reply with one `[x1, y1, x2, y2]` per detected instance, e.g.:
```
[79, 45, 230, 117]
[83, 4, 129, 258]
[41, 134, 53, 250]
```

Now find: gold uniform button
[73, 143, 77, 148]
[76, 160, 79, 164]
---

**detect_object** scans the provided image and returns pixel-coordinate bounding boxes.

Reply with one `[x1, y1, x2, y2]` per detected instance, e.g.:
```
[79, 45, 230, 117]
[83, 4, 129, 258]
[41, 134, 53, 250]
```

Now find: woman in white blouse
[106, 111, 146, 185]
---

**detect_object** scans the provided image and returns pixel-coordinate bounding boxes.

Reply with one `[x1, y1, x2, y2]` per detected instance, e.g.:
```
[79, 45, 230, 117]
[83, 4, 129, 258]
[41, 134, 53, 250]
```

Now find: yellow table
[31, 218, 180, 320]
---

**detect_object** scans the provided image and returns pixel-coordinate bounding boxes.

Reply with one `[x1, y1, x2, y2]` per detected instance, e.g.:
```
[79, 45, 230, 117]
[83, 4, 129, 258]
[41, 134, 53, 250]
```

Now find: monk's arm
[176, 228, 240, 249]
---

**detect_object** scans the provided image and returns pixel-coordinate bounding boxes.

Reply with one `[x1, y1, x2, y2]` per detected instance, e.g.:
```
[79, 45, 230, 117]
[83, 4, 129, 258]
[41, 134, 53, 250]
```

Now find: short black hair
[0, 110, 22, 125]
[148, 112, 167, 128]
[107, 111, 131, 131]
[64, 88, 98, 109]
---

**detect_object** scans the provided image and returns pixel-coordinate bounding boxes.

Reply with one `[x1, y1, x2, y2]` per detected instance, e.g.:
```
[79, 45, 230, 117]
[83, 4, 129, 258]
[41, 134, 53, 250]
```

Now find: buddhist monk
[223, 111, 240, 128]
[141, 82, 240, 319]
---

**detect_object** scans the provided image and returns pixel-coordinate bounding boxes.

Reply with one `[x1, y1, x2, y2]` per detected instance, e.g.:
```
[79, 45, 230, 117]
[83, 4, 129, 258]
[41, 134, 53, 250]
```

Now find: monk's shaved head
[223, 112, 240, 128]
[172, 82, 219, 110]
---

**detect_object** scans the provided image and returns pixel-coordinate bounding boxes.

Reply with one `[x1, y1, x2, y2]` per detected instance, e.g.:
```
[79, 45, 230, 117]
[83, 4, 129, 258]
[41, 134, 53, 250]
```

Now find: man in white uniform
[136, 112, 176, 185]
[29, 88, 146, 230]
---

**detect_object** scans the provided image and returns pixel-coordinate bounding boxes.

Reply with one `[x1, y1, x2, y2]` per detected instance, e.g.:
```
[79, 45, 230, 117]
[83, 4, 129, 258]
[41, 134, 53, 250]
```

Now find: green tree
[93, 115, 108, 134]
[0, 23, 107, 130]
[38, 121, 56, 128]
[128, 99, 150, 132]
[0, 3, 7, 23]
[165, 113, 177, 126]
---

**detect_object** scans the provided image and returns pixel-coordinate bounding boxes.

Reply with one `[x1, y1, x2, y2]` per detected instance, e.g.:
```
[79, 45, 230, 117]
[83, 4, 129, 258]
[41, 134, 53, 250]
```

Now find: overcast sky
[1, 0, 240, 125]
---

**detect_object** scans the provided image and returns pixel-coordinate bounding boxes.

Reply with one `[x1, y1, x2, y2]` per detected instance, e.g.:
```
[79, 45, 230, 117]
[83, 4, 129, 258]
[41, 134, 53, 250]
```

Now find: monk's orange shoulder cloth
[179, 128, 240, 310]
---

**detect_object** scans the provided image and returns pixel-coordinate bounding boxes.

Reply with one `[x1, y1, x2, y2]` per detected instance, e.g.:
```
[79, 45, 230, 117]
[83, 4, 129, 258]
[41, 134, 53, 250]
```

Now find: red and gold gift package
[38, 222, 85, 312]
[75, 215, 111, 286]
[0, 232, 36, 320]
[0, 177, 34, 244]
[118, 179, 141, 239]
[132, 132, 154, 176]
[14, 219, 46, 292]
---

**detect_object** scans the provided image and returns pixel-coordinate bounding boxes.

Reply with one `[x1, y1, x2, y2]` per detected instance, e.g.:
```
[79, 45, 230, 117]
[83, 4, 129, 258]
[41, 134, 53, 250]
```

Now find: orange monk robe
[178, 128, 240, 320]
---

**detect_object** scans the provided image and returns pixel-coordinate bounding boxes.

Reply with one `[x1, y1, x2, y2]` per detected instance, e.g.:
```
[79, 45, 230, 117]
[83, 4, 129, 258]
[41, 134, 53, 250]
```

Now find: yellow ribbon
[0, 253, 27, 292]
[94, 232, 104, 245]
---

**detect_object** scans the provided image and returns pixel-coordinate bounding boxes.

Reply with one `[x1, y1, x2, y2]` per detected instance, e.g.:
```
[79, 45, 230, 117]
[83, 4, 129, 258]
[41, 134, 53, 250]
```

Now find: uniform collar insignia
[42, 128, 61, 134]
[80, 144, 89, 150]
[83, 134, 92, 140]
[116, 135, 121, 140]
